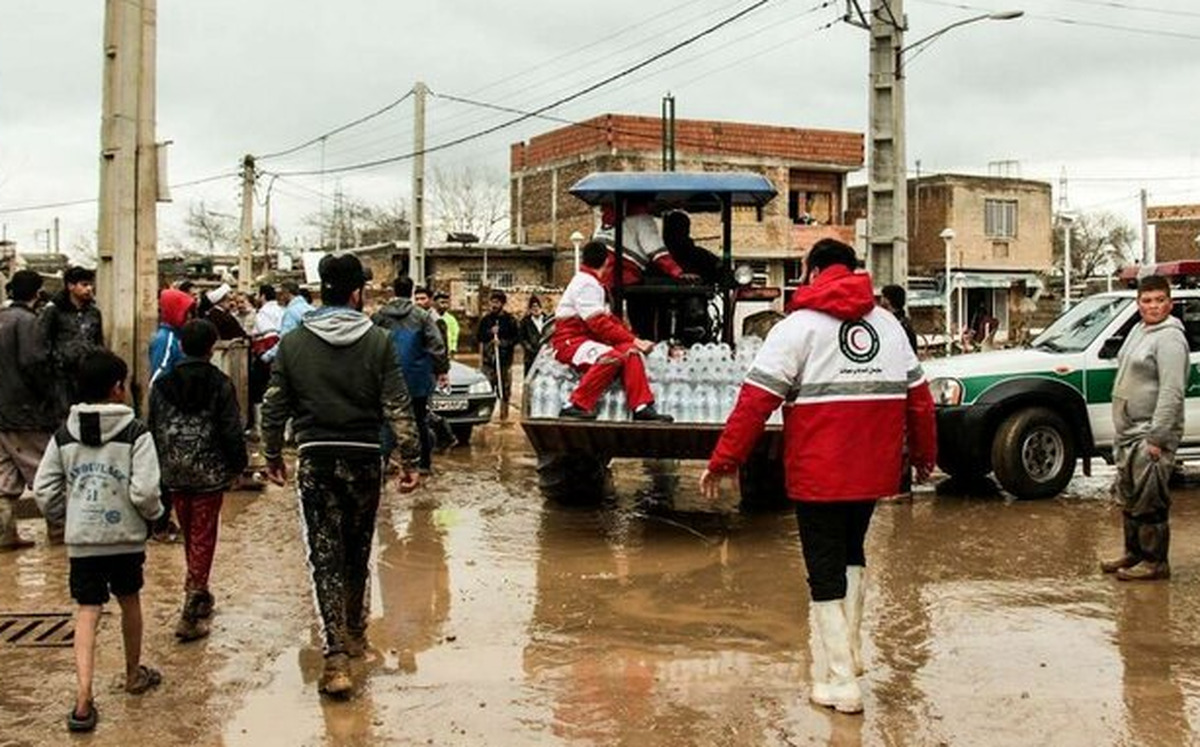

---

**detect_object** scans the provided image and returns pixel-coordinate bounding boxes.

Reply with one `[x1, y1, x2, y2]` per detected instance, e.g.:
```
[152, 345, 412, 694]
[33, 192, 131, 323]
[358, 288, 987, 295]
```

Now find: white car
[924, 289, 1200, 499]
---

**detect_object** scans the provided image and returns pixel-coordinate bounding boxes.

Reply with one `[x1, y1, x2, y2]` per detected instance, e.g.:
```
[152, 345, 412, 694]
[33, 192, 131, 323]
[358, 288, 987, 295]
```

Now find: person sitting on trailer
[662, 210, 722, 285]
[552, 241, 673, 422]
[594, 197, 697, 339]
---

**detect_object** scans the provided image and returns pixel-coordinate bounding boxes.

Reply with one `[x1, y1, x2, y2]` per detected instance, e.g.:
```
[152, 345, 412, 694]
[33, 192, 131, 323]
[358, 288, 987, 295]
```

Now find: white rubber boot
[809, 600, 864, 714]
[808, 605, 828, 699]
[844, 566, 866, 676]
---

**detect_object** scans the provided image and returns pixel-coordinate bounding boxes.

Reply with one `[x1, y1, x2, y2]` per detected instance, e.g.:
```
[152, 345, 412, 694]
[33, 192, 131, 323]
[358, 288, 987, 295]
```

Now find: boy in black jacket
[148, 319, 247, 641]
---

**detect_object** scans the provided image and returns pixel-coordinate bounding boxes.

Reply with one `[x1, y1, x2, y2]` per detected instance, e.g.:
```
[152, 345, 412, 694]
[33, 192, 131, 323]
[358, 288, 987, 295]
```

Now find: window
[462, 270, 515, 288]
[984, 199, 1018, 238]
[1174, 299, 1200, 352]
[991, 241, 1010, 259]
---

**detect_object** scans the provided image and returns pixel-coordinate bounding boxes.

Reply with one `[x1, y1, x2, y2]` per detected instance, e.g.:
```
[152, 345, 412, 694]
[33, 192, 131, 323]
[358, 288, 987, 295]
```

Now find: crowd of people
[0, 236, 1185, 730]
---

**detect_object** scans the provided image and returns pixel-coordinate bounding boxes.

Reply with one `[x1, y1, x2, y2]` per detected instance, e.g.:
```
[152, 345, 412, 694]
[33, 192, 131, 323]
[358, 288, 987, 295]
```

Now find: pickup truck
[924, 289, 1200, 499]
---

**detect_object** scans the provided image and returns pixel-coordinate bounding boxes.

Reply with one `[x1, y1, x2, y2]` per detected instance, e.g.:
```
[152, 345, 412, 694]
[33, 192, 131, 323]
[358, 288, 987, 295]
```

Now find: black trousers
[296, 450, 382, 656]
[795, 501, 877, 602]
[412, 396, 431, 470]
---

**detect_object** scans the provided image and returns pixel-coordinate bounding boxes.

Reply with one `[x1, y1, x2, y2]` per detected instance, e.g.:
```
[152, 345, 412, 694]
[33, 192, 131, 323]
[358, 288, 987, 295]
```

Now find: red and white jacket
[595, 211, 686, 290]
[708, 265, 936, 502]
[551, 266, 636, 366]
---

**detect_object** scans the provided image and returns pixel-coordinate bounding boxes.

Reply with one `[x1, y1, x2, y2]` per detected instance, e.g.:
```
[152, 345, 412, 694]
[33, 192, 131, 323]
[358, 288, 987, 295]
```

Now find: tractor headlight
[928, 377, 963, 406]
[733, 263, 755, 286]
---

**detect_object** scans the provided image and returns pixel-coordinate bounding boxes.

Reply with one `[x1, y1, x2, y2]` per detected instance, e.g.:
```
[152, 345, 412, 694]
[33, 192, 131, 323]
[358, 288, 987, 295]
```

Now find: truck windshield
[1031, 296, 1132, 353]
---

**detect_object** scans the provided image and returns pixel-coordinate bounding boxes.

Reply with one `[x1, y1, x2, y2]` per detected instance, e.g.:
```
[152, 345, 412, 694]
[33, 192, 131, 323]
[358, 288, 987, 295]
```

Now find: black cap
[318, 253, 366, 295]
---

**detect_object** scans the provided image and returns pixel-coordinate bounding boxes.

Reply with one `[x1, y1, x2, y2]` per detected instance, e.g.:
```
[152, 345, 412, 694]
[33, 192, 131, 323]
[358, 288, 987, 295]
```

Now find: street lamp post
[940, 227, 955, 355]
[1059, 212, 1076, 311]
[570, 230, 584, 274]
[854, 4, 1023, 291]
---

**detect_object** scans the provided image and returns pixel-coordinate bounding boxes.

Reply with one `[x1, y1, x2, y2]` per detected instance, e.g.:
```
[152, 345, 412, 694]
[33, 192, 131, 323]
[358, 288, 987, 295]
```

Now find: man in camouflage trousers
[262, 254, 420, 698]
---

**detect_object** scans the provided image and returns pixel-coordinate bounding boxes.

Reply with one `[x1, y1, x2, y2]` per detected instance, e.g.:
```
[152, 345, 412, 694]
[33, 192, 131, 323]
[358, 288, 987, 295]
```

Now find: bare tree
[184, 200, 237, 254]
[1055, 210, 1139, 281]
[430, 166, 509, 244]
[305, 196, 410, 249]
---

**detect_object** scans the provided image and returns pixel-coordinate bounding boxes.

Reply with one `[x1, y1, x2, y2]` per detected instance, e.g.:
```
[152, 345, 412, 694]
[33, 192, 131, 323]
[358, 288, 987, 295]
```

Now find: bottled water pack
[527, 338, 778, 424]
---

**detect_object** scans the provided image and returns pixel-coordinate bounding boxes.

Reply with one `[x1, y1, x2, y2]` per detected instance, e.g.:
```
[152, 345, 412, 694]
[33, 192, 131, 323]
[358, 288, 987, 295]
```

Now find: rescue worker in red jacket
[700, 239, 937, 715]
[551, 241, 672, 422]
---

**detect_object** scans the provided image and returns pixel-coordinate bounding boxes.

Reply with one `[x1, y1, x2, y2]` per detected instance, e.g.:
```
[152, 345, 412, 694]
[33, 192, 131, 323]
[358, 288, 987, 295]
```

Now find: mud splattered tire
[450, 424, 474, 446]
[537, 452, 612, 506]
[738, 454, 790, 512]
[990, 407, 1076, 500]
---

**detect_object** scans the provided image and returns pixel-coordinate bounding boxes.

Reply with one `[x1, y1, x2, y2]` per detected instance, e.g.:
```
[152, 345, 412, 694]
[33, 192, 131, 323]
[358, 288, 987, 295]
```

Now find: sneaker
[318, 653, 353, 698]
[632, 405, 673, 423]
[1116, 561, 1170, 581]
[1099, 554, 1139, 574]
[559, 404, 598, 420]
[174, 613, 210, 643]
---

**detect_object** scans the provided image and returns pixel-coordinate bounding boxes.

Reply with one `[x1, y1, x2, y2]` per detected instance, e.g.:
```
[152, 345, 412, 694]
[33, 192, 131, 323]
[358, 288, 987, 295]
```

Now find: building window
[992, 241, 1010, 259]
[462, 270, 515, 288]
[984, 199, 1018, 238]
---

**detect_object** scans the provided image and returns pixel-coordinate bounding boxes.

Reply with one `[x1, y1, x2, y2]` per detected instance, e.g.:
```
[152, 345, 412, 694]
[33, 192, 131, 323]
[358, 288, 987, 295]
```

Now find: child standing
[148, 319, 247, 641]
[33, 350, 165, 733]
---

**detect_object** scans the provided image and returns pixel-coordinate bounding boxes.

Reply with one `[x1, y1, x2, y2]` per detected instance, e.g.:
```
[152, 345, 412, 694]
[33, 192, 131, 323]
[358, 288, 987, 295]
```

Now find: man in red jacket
[700, 239, 937, 715]
[551, 241, 672, 422]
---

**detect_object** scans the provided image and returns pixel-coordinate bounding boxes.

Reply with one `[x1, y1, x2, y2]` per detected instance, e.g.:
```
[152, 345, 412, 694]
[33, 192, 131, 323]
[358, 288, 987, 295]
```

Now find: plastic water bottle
[531, 376, 553, 418]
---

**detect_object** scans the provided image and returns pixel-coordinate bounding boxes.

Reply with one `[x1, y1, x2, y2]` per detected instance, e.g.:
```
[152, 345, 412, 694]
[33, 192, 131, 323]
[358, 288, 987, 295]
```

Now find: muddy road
[3, 424, 1200, 745]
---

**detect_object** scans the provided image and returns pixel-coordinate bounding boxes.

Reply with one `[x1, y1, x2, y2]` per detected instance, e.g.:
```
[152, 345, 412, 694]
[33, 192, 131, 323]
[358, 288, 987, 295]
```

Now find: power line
[267, 0, 779, 178]
[914, 0, 1200, 40]
[0, 172, 237, 216]
[254, 88, 416, 161]
[1057, 0, 1200, 20]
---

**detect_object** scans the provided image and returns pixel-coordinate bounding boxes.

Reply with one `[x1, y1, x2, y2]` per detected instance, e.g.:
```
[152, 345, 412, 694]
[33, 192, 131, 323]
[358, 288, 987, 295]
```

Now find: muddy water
[3, 426, 1200, 746]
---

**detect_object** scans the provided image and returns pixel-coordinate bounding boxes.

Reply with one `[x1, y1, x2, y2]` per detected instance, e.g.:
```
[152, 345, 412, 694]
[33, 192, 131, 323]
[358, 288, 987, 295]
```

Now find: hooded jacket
[149, 289, 196, 387]
[552, 266, 636, 365]
[33, 403, 163, 558]
[0, 303, 57, 431]
[709, 265, 937, 502]
[149, 357, 248, 492]
[371, 299, 449, 399]
[261, 306, 420, 467]
[1112, 314, 1189, 451]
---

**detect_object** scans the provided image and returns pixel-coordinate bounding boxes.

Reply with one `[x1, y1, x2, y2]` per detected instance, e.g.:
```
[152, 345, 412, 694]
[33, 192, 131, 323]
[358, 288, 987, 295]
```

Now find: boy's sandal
[125, 665, 162, 695]
[67, 700, 98, 732]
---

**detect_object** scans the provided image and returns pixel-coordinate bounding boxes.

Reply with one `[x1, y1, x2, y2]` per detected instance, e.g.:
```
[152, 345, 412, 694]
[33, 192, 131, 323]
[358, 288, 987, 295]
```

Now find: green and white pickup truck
[924, 290, 1200, 499]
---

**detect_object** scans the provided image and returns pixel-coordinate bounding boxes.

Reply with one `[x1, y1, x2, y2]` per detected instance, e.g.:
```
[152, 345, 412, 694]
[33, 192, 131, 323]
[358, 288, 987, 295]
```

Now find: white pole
[940, 228, 955, 355]
[1063, 218, 1073, 311]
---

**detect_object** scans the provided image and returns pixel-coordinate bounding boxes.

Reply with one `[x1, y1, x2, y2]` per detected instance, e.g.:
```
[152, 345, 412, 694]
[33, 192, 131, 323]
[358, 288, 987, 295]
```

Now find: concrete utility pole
[1140, 188, 1153, 264]
[410, 81, 428, 283]
[238, 154, 256, 292]
[97, 0, 159, 403]
[866, 0, 907, 289]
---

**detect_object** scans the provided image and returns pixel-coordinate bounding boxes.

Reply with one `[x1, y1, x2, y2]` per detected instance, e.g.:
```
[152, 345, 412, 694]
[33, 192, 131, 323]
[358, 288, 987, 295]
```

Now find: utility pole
[410, 81, 428, 282]
[238, 154, 255, 292]
[1140, 188, 1153, 264]
[853, 0, 907, 289]
[97, 0, 159, 404]
[53, 217, 60, 253]
[661, 93, 676, 171]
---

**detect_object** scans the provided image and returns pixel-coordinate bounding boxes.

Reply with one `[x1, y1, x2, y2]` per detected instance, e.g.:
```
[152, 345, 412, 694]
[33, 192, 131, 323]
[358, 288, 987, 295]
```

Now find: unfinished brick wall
[1147, 205, 1200, 262]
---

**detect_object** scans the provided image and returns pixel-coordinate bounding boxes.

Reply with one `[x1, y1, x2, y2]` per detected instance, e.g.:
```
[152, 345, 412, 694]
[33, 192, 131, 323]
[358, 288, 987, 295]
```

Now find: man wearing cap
[0, 271, 60, 549]
[262, 253, 420, 699]
[39, 265, 104, 419]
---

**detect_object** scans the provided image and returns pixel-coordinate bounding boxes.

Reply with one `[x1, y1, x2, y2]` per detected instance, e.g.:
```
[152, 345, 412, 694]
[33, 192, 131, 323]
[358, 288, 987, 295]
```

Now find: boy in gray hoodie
[1102, 275, 1189, 581]
[33, 350, 165, 732]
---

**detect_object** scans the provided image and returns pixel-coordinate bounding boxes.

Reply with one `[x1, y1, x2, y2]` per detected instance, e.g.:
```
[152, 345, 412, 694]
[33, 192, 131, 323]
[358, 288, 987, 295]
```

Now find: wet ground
[3, 425, 1200, 746]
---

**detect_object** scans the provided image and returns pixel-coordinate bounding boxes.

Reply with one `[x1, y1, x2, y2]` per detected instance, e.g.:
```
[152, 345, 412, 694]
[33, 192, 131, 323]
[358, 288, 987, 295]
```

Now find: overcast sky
[2, 0, 1198, 259]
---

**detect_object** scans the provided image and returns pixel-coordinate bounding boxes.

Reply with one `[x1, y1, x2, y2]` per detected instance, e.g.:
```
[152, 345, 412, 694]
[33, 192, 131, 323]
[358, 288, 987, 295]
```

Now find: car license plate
[430, 399, 469, 413]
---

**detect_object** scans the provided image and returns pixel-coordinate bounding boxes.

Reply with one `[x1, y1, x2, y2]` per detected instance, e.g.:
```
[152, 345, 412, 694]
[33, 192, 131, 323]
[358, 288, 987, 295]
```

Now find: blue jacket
[148, 323, 183, 388]
[371, 299, 448, 398]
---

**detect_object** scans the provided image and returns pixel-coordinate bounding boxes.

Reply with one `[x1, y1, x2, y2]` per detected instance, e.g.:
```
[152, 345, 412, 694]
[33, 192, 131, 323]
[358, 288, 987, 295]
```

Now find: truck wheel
[449, 424, 474, 446]
[738, 455, 790, 512]
[990, 407, 1076, 500]
[537, 452, 611, 506]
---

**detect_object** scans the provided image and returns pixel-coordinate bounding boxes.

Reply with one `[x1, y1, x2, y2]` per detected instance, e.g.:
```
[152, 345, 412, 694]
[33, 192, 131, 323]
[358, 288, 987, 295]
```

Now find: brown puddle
[3, 426, 1200, 745]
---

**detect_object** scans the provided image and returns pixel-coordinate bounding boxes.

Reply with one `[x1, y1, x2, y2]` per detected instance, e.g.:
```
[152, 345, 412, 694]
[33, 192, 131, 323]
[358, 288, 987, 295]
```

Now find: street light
[1059, 212, 1076, 311]
[570, 230, 585, 274]
[861, 4, 1024, 293]
[898, 11, 1025, 70]
[940, 227, 955, 355]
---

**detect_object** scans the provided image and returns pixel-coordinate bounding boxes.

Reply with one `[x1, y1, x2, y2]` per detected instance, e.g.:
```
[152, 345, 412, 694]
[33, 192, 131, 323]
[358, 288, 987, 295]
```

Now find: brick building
[849, 174, 1053, 344]
[1146, 204, 1200, 262]
[510, 114, 864, 287]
